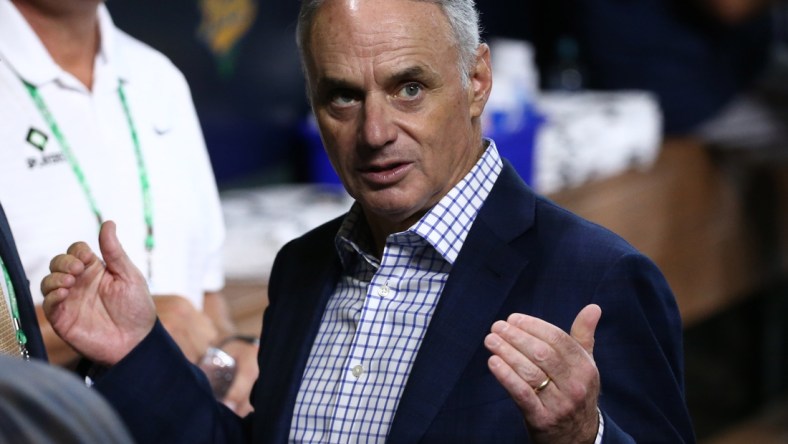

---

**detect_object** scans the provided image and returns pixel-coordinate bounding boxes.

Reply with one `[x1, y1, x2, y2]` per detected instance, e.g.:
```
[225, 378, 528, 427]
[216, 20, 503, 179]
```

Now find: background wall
[108, 0, 309, 188]
[108, 0, 772, 186]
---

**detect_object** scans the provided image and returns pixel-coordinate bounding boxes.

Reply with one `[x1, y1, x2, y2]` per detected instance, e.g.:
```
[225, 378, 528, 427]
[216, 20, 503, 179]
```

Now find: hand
[153, 295, 218, 363]
[41, 221, 156, 366]
[219, 339, 259, 416]
[484, 304, 602, 444]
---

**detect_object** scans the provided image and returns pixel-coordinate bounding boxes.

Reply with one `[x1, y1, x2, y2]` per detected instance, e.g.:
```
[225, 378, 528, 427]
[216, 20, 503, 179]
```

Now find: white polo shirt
[0, 1, 225, 308]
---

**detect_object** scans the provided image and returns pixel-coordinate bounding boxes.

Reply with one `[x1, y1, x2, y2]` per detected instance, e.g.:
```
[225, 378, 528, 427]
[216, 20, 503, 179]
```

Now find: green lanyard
[23, 80, 154, 279]
[0, 255, 29, 360]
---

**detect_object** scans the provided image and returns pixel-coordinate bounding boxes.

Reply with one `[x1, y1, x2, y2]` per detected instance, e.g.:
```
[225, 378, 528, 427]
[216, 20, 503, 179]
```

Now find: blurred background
[106, 0, 788, 441]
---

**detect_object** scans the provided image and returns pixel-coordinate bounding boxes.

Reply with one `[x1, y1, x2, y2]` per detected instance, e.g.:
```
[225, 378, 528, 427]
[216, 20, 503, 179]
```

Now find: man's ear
[468, 43, 492, 119]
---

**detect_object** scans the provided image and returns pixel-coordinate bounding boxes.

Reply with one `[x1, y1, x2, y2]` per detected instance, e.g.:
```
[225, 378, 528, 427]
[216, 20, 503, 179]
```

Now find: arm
[41, 286, 257, 417]
[485, 253, 695, 443]
[36, 294, 222, 367]
[204, 291, 260, 416]
[95, 320, 250, 443]
[153, 294, 217, 362]
[591, 254, 695, 442]
[41, 221, 251, 442]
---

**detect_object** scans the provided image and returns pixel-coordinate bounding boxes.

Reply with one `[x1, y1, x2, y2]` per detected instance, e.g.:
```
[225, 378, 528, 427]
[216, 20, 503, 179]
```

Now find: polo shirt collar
[97, 3, 130, 86]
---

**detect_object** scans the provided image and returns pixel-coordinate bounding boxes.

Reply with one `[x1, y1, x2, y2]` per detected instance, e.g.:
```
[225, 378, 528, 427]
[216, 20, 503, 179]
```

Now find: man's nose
[359, 96, 397, 148]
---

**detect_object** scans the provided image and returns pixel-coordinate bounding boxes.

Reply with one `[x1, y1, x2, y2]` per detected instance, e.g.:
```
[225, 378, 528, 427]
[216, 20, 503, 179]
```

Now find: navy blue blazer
[97, 162, 695, 443]
[0, 204, 47, 361]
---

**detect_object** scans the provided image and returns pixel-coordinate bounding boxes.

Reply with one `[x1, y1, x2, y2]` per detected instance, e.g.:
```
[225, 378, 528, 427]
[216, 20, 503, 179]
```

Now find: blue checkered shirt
[289, 141, 503, 443]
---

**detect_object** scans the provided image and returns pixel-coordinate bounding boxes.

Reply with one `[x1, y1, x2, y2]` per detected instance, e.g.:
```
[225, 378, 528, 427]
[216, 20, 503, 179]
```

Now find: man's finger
[570, 304, 602, 356]
[98, 221, 138, 278]
[484, 330, 549, 387]
[487, 355, 545, 414]
[41, 272, 76, 296]
[48, 253, 85, 275]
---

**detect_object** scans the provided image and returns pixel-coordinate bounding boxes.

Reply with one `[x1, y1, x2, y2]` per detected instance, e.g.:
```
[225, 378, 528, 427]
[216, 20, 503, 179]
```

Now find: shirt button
[378, 284, 390, 297]
[351, 364, 364, 378]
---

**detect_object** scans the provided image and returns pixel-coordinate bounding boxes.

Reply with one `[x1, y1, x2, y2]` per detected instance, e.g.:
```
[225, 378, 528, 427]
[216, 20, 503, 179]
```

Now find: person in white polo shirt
[0, 0, 258, 415]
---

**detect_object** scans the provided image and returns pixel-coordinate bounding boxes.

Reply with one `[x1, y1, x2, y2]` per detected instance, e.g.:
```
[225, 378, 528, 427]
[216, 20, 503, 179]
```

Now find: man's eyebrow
[389, 66, 431, 84]
[314, 66, 436, 94]
[315, 77, 357, 93]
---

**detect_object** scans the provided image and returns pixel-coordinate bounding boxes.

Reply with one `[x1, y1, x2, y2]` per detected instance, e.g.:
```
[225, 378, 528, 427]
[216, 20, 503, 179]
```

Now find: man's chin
[362, 198, 429, 232]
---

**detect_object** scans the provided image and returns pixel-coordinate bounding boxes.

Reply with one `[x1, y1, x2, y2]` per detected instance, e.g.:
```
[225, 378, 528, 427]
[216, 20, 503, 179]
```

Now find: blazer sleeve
[94, 321, 254, 444]
[592, 252, 696, 443]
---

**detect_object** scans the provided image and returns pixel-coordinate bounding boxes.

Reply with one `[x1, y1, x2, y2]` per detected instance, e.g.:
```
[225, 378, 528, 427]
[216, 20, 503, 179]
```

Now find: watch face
[198, 347, 237, 399]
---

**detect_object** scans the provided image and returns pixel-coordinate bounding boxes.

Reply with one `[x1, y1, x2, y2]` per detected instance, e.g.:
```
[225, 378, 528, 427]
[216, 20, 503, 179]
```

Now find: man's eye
[397, 83, 423, 99]
[330, 93, 357, 107]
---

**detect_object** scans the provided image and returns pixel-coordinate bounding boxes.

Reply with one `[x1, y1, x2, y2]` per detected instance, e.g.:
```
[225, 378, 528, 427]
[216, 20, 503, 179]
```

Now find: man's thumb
[570, 304, 602, 356]
[98, 221, 137, 277]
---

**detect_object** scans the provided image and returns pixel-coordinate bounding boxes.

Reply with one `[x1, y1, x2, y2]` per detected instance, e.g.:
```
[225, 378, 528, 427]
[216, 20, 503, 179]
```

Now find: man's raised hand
[41, 221, 156, 366]
[484, 304, 603, 444]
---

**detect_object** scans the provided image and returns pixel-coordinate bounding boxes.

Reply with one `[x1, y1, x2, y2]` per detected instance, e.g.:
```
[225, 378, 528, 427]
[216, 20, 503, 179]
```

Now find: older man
[42, 0, 695, 442]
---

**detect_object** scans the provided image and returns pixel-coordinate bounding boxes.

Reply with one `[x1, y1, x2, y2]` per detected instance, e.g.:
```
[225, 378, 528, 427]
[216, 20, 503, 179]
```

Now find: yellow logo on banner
[197, 0, 257, 76]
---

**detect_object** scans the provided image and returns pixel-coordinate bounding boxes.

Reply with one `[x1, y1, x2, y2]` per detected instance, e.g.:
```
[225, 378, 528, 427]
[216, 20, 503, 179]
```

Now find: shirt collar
[335, 203, 380, 271]
[0, 1, 123, 89]
[335, 139, 503, 268]
[97, 3, 129, 85]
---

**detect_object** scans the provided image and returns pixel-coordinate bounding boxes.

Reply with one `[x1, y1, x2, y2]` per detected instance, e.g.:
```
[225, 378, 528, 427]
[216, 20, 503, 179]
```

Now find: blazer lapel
[255, 221, 343, 443]
[388, 163, 536, 443]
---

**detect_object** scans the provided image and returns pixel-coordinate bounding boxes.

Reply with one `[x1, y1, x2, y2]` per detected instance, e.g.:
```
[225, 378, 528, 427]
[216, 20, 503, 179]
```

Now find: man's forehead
[308, 3, 453, 64]
[317, 0, 437, 12]
[311, 0, 448, 32]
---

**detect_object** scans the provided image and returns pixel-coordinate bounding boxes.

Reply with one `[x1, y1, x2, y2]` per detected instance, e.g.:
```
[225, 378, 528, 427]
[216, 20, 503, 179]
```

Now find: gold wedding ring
[534, 376, 551, 393]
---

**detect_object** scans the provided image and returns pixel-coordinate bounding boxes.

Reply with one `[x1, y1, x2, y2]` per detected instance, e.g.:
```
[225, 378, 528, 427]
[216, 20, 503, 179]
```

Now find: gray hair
[296, 0, 482, 88]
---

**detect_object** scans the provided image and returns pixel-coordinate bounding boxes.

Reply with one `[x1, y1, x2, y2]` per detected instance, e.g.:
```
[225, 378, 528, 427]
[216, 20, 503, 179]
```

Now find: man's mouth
[359, 161, 413, 185]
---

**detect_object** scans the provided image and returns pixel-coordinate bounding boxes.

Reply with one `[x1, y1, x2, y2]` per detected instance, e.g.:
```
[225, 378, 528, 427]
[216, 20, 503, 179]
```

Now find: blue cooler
[483, 104, 544, 187]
